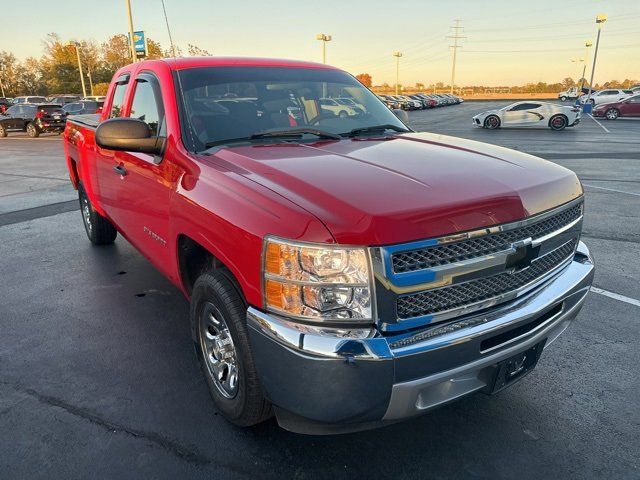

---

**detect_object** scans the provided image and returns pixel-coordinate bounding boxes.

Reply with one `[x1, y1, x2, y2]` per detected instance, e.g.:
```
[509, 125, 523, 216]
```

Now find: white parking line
[588, 114, 610, 133]
[591, 287, 640, 307]
[583, 184, 640, 197]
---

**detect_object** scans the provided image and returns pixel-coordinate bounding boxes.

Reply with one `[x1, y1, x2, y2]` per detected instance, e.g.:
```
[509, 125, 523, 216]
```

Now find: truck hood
[212, 132, 582, 245]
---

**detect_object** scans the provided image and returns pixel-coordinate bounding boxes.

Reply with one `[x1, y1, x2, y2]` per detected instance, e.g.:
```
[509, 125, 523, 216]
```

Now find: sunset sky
[3, 0, 639, 86]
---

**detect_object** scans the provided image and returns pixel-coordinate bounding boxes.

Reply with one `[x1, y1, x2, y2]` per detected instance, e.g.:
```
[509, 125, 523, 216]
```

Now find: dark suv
[0, 103, 66, 137]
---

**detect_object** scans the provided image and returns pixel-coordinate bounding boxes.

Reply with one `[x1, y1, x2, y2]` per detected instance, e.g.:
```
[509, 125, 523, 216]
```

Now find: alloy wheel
[199, 302, 239, 399]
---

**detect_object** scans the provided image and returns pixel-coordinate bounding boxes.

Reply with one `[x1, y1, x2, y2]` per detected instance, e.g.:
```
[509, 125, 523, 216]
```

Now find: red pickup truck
[64, 57, 594, 434]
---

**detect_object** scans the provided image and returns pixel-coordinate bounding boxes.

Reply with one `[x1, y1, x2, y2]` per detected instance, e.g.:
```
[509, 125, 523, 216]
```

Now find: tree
[0, 51, 20, 96]
[187, 44, 212, 56]
[355, 73, 372, 87]
[561, 77, 575, 89]
[102, 34, 132, 73]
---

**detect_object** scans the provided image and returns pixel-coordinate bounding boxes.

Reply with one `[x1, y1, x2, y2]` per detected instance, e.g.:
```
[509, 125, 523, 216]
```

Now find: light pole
[393, 52, 403, 95]
[69, 41, 87, 98]
[125, 0, 137, 62]
[316, 33, 332, 64]
[585, 15, 607, 109]
[0, 75, 5, 98]
[579, 40, 593, 92]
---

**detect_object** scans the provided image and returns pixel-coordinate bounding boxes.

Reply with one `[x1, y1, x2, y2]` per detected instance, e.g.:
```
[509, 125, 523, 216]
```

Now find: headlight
[262, 237, 373, 323]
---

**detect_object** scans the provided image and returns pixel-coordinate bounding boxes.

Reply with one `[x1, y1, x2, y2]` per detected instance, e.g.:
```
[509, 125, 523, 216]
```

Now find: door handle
[113, 165, 127, 176]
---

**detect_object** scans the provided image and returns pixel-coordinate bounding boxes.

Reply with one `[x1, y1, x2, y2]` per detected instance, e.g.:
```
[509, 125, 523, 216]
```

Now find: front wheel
[78, 185, 117, 245]
[605, 108, 619, 120]
[549, 115, 568, 131]
[560, 96, 568, 102]
[338, 110, 348, 119]
[484, 115, 500, 129]
[26, 123, 39, 138]
[191, 270, 272, 427]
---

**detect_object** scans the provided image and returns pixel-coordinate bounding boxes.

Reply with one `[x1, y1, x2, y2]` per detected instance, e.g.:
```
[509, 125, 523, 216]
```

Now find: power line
[446, 19, 466, 94]
[161, 0, 177, 58]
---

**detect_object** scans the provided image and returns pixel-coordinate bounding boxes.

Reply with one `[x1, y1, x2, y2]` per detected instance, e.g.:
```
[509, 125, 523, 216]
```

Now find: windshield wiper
[204, 128, 340, 150]
[342, 124, 411, 138]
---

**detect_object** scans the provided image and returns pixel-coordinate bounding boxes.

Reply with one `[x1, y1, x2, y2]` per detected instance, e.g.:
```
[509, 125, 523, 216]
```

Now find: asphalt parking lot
[1, 101, 639, 479]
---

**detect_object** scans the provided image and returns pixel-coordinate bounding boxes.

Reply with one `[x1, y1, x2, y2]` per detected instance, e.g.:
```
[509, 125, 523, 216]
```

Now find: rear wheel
[26, 123, 39, 138]
[484, 115, 500, 129]
[78, 184, 117, 245]
[338, 110, 348, 119]
[605, 108, 619, 120]
[191, 270, 272, 427]
[549, 115, 567, 131]
[0, 124, 6, 137]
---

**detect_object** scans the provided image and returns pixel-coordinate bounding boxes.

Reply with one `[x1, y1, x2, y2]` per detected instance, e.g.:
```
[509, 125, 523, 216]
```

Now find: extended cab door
[107, 72, 175, 274]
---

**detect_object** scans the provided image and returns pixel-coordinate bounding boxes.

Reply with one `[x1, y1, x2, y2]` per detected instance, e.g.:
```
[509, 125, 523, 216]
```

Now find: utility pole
[69, 42, 87, 98]
[161, 0, 177, 58]
[446, 19, 465, 95]
[580, 40, 593, 92]
[87, 66, 94, 96]
[0, 76, 5, 98]
[125, 0, 137, 63]
[393, 51, 403, 95]
[585, 14, 607, 108]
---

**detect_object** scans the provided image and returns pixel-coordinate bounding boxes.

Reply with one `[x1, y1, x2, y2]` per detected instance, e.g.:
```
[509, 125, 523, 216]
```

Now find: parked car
[49, 95, 81, 105]
[397, 95, 422, 110]
[12, 96, 48, 104]
[578, 89, 634, 106]
[592, 94, 640, 120]
[407, 95, 429, 109]
[82, 96, 107, 102]
[558, 86, 582, 102]
[379, 95, 400, 109]
[63, 100, 104, 116]
[414, 94, 437, 108]
[0, 103, 66, 137]
[334, 97, 366, 114]
[473, 101, 581, 130]
[319, 98, 358, 118]
[63, 57, 593, 434]
[0, 97, 11, 113]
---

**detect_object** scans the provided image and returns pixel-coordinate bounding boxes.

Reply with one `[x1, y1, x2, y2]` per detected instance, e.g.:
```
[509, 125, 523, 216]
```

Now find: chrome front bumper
[247, 241, 594, 434]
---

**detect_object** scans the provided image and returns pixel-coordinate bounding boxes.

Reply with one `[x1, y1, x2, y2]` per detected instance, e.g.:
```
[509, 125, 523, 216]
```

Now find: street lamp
[585, 14, 607, 109]
[68, 41, 87, 98]
[393, 51, 403, 95]
[579, 40, 593, 92]
[316, 34, 332, 64]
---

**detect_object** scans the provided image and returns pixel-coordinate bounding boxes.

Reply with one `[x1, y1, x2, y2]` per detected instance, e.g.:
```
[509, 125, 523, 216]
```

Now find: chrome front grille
[392, 203, 582, 273]
[397, 238, 577, 319]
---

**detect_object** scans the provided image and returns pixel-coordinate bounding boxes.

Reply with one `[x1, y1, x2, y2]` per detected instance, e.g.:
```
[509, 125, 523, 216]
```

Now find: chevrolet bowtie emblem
[505, 238, 540, 273]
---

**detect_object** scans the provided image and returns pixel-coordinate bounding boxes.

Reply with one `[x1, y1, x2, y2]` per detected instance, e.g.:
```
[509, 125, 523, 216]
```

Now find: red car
[63, 57, 594, 434]
[592, 93, 640, 120]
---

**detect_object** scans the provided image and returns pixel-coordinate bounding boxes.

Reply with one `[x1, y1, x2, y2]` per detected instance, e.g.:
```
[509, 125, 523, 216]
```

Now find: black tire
[78, 184, 117, 245]
[484, 115, 500, 129]
[191, 270, 272, 427]
[338, 110, 348, 119]
[549, 114, 568, 131]
[560, 96, 568, 102]
[0, 124, 6, 137]
[605, 108, 619, 120]
[26, 122, 39, 138]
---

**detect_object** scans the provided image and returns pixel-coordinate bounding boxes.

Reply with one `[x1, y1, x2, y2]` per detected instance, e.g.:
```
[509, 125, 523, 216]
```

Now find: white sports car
[472, 101, 581, 131]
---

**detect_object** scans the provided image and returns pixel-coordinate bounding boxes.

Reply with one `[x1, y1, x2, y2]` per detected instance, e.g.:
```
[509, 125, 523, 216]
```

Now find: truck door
[108, 72, 176, 275]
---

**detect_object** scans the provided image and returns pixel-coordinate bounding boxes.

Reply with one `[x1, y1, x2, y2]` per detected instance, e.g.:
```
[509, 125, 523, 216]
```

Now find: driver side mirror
[392, 108, 409, 123]
[96, 118, 165, 155]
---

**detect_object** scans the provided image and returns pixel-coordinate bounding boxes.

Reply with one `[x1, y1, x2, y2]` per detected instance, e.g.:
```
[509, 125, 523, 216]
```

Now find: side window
[109, 83, 128, 118]
[628, 96, 640, 104]
[129, 78, 163, 137]
[24, 105, 37, 117]
[5, 106, 18, 115]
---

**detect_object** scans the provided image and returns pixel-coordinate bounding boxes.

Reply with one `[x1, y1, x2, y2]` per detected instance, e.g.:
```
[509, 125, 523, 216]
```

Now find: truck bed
[67, 114, 101, 129]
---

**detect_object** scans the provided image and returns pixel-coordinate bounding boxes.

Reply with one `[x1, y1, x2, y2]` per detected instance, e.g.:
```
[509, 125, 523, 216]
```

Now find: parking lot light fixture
[316, 34, 332, 64]
[580, 40, 593, 92]
[585, 15, 607, 108]
[393, 52, 403, 95]
[68, 41, 87, 98]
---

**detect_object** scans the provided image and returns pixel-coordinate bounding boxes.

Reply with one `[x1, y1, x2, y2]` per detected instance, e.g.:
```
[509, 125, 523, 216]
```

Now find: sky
[2, 0, 639, 86]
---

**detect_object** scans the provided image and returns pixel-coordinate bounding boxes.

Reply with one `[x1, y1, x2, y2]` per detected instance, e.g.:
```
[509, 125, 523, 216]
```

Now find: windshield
[176, 66, 407, 151]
